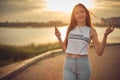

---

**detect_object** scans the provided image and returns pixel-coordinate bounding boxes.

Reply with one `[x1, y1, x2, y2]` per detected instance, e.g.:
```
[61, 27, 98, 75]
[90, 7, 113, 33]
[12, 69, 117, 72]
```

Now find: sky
[0, 0, 120, 23]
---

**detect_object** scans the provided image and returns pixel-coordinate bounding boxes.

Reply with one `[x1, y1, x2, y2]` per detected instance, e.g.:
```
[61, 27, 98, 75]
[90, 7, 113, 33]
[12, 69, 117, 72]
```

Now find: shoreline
[0, 42, 120, 46]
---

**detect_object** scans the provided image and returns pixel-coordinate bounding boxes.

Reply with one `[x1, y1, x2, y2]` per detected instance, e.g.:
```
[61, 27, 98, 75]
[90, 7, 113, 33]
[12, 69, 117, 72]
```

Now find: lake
[0, 26, 120, 46]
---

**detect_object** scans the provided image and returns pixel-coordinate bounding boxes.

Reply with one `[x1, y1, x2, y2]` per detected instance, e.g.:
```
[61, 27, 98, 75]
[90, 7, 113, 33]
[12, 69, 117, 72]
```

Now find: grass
[0, 42, 60, 67]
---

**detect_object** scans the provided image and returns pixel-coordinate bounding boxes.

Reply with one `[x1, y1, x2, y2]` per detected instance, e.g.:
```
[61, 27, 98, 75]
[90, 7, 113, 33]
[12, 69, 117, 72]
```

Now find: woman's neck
[77, 21, 86, 27]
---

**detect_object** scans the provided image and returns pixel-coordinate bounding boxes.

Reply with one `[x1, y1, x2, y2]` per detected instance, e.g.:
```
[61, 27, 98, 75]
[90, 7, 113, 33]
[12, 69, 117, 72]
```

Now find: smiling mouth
[78, 16, 85, 19]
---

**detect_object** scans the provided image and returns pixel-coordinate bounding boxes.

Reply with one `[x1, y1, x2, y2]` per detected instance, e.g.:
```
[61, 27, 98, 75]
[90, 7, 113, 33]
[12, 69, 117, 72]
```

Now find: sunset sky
[0, 0, 120, 23]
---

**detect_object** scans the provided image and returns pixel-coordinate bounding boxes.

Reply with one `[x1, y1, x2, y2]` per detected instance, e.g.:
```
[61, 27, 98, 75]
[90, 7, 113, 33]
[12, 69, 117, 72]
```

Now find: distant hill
[93, 17, 120, 28]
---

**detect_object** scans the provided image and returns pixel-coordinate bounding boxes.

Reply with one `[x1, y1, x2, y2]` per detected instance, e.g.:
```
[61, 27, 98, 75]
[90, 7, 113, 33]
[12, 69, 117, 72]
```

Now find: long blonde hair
[65, 3, 92, 47]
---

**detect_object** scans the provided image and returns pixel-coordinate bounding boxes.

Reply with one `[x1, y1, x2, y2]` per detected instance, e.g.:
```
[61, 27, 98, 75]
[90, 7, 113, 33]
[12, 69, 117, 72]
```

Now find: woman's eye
[80, 10, 85, 13]
[75, 12, 79, 14]
[75, 10, 86, 14]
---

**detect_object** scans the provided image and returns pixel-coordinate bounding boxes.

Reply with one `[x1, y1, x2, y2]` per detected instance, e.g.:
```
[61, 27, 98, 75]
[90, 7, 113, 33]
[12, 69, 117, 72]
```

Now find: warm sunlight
[46, 0, 94, 13]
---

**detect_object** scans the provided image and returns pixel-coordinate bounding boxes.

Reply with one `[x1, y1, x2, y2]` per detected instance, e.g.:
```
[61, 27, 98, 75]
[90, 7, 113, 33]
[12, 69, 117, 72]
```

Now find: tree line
[0, 21, 68, 28]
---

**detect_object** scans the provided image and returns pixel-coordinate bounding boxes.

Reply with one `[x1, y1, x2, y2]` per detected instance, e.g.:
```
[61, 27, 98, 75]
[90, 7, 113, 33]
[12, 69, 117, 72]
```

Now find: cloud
[22, 11, 70, 22]
[0, 9, 70, 22]
[0, 0, 119, 22]
[94, 0, 120, 8]
[0, 0, 46, 15]
[0, 0, 70, 22]
[87, 0, 120, 22]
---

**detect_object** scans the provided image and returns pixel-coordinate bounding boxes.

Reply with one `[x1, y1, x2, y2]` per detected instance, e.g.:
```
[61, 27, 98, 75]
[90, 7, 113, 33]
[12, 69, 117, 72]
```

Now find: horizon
[0, 0, 120, 23]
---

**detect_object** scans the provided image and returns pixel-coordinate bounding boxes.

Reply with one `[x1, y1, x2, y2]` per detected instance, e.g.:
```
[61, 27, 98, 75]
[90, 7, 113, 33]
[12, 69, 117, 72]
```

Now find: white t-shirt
[65, 26, 90, 55]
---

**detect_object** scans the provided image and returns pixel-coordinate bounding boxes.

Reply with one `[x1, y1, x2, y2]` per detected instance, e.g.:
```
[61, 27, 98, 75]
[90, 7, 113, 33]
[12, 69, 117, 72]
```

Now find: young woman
[55, 3, 114, 80]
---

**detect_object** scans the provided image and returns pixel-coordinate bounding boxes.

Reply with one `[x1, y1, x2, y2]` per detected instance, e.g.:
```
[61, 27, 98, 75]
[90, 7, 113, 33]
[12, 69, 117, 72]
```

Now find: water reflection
[0, 26, 119, 46]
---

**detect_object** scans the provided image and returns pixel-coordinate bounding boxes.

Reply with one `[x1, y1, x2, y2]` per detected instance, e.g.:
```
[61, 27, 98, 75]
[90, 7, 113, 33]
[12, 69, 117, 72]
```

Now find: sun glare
[46, 0, 94, 13]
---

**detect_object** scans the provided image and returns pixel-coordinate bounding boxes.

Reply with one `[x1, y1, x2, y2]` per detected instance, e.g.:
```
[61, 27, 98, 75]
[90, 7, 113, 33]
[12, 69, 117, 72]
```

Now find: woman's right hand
[55, 27, 61, 40]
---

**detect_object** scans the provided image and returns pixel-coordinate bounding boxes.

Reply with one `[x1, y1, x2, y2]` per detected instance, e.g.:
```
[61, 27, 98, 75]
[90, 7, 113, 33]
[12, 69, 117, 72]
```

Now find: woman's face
[74, 6, 87, 23]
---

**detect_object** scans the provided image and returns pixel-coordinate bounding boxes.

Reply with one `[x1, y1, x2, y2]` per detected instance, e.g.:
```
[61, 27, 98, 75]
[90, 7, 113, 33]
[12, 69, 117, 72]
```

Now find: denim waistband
[64, 56, 91, 75]
[66, 55, 88, 60]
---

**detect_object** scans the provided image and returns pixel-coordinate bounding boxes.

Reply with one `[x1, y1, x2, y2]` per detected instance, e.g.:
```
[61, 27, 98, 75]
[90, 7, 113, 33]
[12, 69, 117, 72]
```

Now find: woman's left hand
[104, 27, 114, 36]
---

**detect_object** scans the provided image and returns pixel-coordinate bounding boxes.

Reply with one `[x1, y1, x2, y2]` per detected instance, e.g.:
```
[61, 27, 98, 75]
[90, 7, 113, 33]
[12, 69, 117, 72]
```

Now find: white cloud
[0, 0, 120, 22]
[94, 0, 120, 8]
[0, 0, 46, 15]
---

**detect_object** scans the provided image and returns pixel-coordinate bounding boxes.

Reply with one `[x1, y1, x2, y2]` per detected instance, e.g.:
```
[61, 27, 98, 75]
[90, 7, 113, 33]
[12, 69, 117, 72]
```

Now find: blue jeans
[64, 56, 92, 80]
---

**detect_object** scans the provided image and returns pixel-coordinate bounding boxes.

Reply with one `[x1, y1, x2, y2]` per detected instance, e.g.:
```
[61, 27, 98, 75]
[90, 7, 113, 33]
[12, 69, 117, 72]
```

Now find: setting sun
[46, 0, 94, 13]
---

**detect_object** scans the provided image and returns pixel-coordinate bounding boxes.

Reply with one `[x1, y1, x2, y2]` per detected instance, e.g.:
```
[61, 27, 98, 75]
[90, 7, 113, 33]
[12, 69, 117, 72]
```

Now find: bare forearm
[98, 34, 108, 56]
[98, 26, 115, 55]
[92, 27, 114, 56]
[58, 38, 66, 51]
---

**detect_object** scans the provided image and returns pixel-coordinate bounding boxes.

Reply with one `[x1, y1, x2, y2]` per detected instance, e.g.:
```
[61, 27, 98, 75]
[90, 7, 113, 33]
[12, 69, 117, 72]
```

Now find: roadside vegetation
[0, 42, 60, 67]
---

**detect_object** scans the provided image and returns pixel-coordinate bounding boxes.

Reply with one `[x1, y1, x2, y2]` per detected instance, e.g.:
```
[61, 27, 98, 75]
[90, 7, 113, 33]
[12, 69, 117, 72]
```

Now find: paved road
[10, 44, 120, 80]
